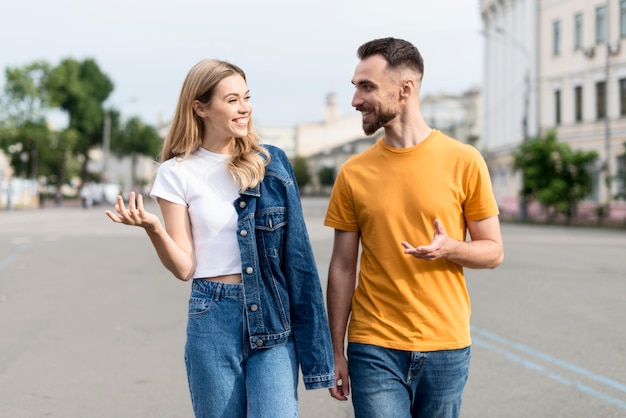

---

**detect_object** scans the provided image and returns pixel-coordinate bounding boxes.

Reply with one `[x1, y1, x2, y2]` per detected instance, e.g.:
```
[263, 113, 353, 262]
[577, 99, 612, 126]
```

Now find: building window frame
[574, 85, 583, 122]
[555, 89, 562, 125]
[596, 81, 607, 120]
[574, 13, 583, 50]
[618, 78, 626, 117]
[596, 6, 607, 44]
[553, 20, 561, 55]
[621, 0, 626, 38]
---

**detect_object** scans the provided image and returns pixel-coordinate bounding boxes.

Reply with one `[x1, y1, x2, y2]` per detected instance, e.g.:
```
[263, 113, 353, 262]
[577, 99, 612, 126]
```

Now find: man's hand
[401, 219, 458, 261]
[329, 355, 350, 401]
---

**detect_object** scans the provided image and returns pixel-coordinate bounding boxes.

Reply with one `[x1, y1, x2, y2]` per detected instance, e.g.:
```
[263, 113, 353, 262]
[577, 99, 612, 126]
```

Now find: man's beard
[361, 106, 397, 136]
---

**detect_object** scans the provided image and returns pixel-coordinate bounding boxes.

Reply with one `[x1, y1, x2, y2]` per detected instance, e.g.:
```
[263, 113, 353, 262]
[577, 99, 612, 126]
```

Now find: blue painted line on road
[0, 245, 28, 273]
[472, 335, 626, 410]
[472, 326, 626, 394]
[471, 328, 626, 410]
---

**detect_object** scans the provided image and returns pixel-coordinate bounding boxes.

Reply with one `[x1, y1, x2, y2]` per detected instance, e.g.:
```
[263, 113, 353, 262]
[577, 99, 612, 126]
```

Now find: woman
[105, 59, 334, 418]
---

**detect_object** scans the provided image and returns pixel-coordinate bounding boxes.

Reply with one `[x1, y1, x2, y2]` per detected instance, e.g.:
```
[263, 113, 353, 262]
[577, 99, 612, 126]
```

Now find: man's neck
[382, 116, 432, 149]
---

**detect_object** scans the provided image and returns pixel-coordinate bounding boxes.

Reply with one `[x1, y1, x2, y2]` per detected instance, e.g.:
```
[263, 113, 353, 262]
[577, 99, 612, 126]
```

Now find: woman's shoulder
[262, 143, 287, 159]
[261, 144, 293, 179]
[261, 144, 289, 167]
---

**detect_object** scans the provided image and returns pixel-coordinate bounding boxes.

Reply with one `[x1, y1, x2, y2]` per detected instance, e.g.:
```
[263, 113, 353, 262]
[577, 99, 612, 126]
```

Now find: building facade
[481, 0, 626, 221]
[481, 0, 540, 218]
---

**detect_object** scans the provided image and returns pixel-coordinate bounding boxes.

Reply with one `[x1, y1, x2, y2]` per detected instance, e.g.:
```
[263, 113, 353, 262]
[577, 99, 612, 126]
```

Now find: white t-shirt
[150, 148, 242, 278]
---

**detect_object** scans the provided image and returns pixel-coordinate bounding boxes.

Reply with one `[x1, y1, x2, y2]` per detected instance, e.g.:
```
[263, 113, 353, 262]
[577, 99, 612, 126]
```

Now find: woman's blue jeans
[184, 280, 298, 418]
[347, 343, 471, 418]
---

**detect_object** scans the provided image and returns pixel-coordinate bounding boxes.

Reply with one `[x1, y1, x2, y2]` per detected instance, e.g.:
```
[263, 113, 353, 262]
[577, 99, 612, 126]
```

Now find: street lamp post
[101, 110, 112, 182]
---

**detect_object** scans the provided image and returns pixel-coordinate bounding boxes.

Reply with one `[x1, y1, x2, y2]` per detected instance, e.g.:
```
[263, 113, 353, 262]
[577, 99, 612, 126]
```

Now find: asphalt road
[0, 197, 625, 417]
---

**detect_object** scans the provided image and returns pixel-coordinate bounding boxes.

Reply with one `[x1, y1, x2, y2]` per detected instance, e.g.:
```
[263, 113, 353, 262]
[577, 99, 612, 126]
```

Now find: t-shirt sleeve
[324, 167, 360, 232]
[149, 161, 187, 206]
[463, 148, 499, 221]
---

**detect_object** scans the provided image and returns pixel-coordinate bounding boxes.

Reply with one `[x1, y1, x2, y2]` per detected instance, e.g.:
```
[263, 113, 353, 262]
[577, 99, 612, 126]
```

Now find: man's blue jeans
[184, 280, 298, 418]
[348, 343, 471, 418]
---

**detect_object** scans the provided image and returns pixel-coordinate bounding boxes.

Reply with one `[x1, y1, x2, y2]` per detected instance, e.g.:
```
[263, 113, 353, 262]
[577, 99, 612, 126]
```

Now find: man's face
[351, 55, 400, 135]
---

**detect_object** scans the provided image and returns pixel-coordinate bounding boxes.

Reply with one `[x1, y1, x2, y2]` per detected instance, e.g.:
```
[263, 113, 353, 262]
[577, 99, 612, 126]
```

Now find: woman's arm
[105, 191, 196, 280]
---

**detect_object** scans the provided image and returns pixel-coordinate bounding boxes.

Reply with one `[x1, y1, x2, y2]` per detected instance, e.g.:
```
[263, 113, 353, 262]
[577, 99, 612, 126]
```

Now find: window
[555, 89, 562, 125]
[620, 78, 626, 116]
[596, 81, 606, 120]
[575, 86, 583, 122]
[596, 6, 607, 44]
[617, 153, 626, 200]
[553, 20, 561, 55]
[621, 0, 626, 38]
[574, 13, 583, 50]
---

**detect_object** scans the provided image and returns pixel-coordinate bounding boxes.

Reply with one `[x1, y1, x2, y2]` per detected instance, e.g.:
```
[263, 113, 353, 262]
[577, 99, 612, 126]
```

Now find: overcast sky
[1, 0, 484, 128]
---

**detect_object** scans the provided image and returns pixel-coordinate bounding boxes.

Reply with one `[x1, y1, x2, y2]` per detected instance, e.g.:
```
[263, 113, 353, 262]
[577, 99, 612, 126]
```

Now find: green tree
[45, 58, 114, 182]
[513, 129, 598, 223]
[318, 166, 335, 187]
[0, 62, 55, 179]
[112, 116, 162, 189]
[291, 155, 311, 189]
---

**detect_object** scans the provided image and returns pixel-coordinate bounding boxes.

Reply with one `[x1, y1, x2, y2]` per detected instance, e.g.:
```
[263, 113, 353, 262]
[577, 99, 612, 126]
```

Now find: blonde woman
[106, 59, 334, 418]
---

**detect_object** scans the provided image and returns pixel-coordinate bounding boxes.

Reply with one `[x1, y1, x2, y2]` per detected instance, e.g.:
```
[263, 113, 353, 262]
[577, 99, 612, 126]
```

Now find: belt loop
[214, 282, 223, 301]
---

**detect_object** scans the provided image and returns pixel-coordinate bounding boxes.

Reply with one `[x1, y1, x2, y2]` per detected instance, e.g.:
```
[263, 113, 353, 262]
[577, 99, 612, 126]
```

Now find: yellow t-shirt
[324, 130, 499, 351]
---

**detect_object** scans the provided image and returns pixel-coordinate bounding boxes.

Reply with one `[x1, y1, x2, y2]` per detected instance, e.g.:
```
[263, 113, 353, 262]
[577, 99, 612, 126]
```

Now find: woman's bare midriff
[198, 273, 242, 284]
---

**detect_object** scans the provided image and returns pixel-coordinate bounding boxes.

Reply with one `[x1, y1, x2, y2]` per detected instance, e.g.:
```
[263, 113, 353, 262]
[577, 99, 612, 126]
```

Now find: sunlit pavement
[1, 197, 625, 417]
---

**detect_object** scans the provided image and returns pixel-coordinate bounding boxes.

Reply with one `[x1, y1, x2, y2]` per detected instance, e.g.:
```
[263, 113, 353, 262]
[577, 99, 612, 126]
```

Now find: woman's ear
[192, 100, 206, 117]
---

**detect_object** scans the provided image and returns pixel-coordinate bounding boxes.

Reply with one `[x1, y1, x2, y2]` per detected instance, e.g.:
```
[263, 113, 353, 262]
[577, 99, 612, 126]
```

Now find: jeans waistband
[191, 279, 243, 297]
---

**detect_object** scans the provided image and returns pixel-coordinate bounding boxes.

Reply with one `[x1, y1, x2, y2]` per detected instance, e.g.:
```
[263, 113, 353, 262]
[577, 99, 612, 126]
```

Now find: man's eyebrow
[352, 79, 373, 87]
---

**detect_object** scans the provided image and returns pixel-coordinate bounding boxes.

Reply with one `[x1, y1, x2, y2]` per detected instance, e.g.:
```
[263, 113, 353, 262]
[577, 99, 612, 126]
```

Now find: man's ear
[400, 78, 416, 98]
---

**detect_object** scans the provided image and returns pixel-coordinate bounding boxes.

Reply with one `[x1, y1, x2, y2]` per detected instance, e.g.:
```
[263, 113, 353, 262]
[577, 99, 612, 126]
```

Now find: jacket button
[239, 229, 248, 236]
[245, 267, 253, 274]
[250, 304, 258, 312]
[239, 201, 246, 208]
[255, 340, 264, 347]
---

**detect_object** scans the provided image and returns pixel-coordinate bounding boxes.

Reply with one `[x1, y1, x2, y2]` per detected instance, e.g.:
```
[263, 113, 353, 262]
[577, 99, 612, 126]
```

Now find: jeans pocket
[187, 296, 215, 317]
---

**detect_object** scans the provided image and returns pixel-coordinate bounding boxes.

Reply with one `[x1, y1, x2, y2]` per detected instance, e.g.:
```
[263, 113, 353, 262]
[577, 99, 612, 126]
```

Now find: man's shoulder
[341, 140, 380, 168]
[433, 131, 482, 157]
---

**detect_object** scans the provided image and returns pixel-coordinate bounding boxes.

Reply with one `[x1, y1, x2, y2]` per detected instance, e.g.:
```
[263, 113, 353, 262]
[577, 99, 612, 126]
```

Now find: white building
[293, 93, 364, 158]
[481, 0, 626, 221]
[481, 0, 540, 217]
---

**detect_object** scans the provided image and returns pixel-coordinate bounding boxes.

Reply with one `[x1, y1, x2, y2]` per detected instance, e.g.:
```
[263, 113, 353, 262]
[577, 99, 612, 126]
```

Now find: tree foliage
[1, 57, 162, 198]
[318, 166, 335, 187]
[291, 155, 311, 189]
[512, 129, 598, 223]
[0, 62, 58, 180]
[45, 57, 114, 179]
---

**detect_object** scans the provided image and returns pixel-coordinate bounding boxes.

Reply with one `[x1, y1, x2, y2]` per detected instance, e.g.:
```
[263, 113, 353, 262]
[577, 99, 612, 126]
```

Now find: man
[324, 37, 504, 418]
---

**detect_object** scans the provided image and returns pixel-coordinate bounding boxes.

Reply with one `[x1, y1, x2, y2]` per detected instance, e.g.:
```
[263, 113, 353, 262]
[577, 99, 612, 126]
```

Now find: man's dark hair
[357, 37, 424, 79]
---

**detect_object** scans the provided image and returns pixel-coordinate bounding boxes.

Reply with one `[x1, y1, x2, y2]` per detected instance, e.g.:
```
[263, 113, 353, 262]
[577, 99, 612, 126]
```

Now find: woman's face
[195, 74, 252, 147]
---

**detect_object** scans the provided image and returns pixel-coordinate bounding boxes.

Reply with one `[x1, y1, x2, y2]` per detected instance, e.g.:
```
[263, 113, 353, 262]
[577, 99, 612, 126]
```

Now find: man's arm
[402, 215, 503, 269]
[326, 229, 360, 400]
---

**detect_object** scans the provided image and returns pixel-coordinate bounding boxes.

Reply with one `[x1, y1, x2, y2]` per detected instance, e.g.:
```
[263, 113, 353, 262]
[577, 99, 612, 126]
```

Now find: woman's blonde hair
[161, 59, 270, 191]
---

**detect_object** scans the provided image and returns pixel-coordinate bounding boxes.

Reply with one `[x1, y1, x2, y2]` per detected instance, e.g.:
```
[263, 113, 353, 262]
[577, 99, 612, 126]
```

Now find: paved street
[1, 197, 625, 417]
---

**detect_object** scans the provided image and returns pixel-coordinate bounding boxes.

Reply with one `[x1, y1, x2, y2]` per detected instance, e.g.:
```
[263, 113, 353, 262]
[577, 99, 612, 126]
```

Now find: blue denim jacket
[234, 144, 335, 390]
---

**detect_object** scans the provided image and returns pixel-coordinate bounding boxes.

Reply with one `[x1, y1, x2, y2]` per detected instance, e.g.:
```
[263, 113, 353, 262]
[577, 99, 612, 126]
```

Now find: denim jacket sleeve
[268, 146, 335, 390]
